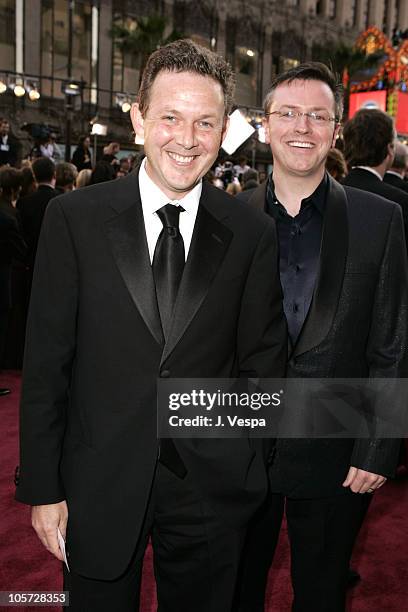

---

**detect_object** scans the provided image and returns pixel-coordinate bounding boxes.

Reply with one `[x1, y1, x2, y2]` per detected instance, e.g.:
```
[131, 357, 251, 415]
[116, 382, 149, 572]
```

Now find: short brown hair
[326, 148, 347, 180]
[343, 109, 395, 168]
[391, 142, 408, 170]
[56, 162, 78, 188]
[264, 62, 344, 121]
[137, 39, 235, 117]
[0, 166, 22, 196]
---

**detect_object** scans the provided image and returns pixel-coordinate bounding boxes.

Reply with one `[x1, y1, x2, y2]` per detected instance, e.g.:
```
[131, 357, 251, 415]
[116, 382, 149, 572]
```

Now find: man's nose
[294, 113, 310, 132]
[175, 122, 198, 149]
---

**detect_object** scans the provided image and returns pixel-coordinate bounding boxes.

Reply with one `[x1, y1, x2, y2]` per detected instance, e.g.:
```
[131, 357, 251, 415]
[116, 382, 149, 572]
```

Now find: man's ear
[332, 123, 341, 147]
[130, 103, 145, 139]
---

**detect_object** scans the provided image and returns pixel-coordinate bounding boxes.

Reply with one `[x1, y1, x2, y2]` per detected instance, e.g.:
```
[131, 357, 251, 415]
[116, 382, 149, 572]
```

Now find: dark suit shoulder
[342, 184, 400, 218]
[384, 172, 408, 193]
[343, 168, 408, 208]
[236, 188, 256, 203]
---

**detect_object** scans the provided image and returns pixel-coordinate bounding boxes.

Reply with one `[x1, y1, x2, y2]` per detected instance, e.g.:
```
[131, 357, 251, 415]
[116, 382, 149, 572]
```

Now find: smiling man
[16, 40, 287, 611]
[238, 62, 408, 611]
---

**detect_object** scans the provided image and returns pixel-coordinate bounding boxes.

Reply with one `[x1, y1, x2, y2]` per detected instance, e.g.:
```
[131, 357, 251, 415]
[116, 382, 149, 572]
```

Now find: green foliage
[312, 41, 384, 81]
[110, 15, 183, 81]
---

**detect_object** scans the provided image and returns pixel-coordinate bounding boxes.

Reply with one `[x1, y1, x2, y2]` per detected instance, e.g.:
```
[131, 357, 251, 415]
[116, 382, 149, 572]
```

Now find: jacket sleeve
[237, 218, 287, 379]
[16, 198, 78, 505]
[351, 204, 408, 476]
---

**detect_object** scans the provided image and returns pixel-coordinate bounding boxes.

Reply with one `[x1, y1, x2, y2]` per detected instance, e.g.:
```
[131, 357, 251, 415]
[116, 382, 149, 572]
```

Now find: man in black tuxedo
[0, 167, 26, 394]
[16, 40, 286, 611]
[0, 118, 20, 167]
[342, 109, 408, 238]
[17, 156, 57, 287]
[383, 142, 408, 194]
[237, 63, 408, 612]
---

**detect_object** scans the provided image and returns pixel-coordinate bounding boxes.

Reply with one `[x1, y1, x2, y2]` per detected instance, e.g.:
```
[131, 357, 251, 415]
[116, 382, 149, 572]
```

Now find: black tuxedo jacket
[16, 170, 287, 578]
[384, 171, 408, 194]
[0, 201, 26, 310]
[242, 176, 408, 498]
[0, 134, 20, 167]
[17, 184, 57, 271]
[343, 167, 408, 243]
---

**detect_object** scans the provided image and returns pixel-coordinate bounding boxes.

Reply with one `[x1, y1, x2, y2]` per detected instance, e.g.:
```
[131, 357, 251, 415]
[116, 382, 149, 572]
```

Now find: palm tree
[312, 41, 384, 116]
[111, 15, 183, 86]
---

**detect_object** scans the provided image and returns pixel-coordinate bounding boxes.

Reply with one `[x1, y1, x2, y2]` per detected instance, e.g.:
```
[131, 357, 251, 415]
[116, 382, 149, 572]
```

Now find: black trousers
[237, 490, 369, 612]
[64, 463, 245, 612]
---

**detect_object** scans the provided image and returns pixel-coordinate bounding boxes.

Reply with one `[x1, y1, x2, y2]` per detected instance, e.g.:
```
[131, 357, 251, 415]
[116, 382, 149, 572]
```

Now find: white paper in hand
[57, 528, 70, 572]
[221, 109, 256, 155]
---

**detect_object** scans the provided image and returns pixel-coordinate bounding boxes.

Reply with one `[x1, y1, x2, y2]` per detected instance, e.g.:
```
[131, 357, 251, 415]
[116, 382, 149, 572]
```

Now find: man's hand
[342, 466, 386, 494]
[31, 501, 68, 561]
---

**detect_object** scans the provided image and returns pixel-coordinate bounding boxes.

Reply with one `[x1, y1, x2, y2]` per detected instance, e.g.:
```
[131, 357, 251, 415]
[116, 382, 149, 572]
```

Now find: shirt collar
[266, 172, 328, 219]
[353, 166, 383, 181]
[139, 157, 202, 215]
[386, 170, 404, 179]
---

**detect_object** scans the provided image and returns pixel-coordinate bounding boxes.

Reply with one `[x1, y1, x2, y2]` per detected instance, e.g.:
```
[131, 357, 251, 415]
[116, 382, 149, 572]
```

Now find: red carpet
[1, 371, 407, 611]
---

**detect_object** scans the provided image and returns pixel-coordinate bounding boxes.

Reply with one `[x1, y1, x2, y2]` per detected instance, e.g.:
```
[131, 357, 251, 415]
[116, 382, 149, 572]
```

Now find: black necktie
[153, 203, 187, 479]
[153, 204, 185, 339]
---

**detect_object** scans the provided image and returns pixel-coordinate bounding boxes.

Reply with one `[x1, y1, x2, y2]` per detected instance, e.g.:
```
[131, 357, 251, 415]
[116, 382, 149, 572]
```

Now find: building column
[261, 23, 273, 101]
[98, 0, 113, 111]
[385, 0, 397, 37]
[399, 0, 408, 31]
[163, 0, 174, 39]
[336, 0, 352, 28]
[318, 0, 331, 18]
[355, 0, 367, 31]
[300, 0, 316, 16]
[216, 1, 227, 59]
[368, 0, 383, 27]
[24, 0, 41, 76]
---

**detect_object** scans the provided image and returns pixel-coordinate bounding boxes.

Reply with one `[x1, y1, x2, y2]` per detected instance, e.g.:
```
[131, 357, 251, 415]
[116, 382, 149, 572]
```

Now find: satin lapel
[104, 174, 164, 347]
[292, 176, 349, 358]
[160, 187, 233, 365]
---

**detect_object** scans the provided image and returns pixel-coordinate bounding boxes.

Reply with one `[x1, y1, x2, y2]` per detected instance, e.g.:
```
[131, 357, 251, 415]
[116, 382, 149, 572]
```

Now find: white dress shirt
[139, 158, 202, 263]
[353, 166, 383, 181]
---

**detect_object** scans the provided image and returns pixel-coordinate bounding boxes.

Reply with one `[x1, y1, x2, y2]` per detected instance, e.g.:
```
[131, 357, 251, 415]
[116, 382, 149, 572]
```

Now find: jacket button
[160, 369, 170, 378]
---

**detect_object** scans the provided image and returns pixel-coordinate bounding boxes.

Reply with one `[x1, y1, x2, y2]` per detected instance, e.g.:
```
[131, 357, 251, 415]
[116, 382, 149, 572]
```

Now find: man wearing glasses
[238, 63, 408, 611]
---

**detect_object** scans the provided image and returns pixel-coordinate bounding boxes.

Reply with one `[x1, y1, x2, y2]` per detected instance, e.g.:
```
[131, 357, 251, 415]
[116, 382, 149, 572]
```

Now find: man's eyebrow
[276, 104, 332, 111]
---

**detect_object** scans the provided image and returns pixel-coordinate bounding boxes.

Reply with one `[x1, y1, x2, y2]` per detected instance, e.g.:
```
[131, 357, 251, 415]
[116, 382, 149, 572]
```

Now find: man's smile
[167, 151, 198, 164]
[286, 141, 314, 149]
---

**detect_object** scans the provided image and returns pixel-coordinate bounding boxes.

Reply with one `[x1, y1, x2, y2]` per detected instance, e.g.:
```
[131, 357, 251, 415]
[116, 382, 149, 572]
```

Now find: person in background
[102, 142, 121, 176]
[90, 160, 116, 184]
[76, 168, 92, 189]
[18, 157, 56, 291]
[233, 156, 251, 181]
[384, 141, 408, 193]
[241, 168, 259, 191]
[0, 119, 21, 168]
[117, 157, 131, 177]
[326, 147, 348, 181]
[55, 162, 78, 194]
[226, 181, 242, 196]
[205, 170, 224, 190]
[72, 135, 92, 171]
[342, 109, 408, 247]
[18, 165, 37, 199]
[0, 166, 26, 395]
[48, 133, 63, 163]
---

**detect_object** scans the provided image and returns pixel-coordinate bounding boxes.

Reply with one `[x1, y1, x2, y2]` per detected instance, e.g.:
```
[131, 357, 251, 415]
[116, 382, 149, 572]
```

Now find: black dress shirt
[266, 174, 328, 345]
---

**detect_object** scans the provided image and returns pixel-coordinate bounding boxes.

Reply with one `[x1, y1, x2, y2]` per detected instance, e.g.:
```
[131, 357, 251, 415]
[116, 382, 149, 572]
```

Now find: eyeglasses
[265, 110, 338, 125]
